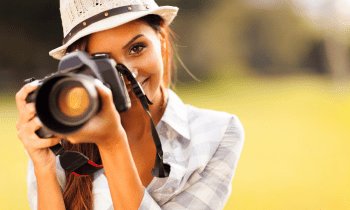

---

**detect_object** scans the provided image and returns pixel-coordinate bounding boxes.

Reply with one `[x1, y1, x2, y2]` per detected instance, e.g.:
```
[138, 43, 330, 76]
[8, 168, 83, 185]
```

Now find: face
[87, 20, 165, 105]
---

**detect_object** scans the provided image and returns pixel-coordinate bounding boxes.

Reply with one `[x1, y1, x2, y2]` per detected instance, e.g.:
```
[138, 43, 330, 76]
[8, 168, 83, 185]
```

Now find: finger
[19, 131, 61, 154]
[15, 80, 39, 115]
[16, 103, 36, 131]
[34, 136, 62, 149]
[25, 117, 60, 144]
[23, 103, 36, 123]
[17, 117, 42, 145]
[94, 79, 112, 99]
[27, 116, 43, 134]
[94, 79, 114, 110]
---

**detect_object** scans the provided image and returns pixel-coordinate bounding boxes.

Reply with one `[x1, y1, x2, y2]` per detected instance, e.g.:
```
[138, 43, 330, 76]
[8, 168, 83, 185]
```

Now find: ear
[158, 28, 166, 53]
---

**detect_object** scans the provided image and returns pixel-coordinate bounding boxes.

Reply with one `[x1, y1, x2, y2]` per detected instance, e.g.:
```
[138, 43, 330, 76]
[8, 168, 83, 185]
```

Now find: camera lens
[48, 75, 99, 127]
[57, 86, 90, 117]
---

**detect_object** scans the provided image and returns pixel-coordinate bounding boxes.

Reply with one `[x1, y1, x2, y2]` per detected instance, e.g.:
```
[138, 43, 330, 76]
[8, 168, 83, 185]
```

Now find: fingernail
[94, 79, 103, 87]
[34, 117, 42, 125]
[30, 80, 39, 86]
[94, 79, 110, 91]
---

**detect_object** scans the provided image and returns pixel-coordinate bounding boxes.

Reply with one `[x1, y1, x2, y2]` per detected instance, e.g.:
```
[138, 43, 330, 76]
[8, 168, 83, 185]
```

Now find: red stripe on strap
[88, 160, 103, 168]
[72, 172, 87, 177]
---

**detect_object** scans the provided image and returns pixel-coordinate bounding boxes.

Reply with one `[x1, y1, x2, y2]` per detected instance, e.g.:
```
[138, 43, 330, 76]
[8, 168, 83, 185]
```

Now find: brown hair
[62, 14, 176, 210]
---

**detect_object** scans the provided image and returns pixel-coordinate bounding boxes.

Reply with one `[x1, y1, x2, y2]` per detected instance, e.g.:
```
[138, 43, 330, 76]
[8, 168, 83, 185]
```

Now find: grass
[1, 73, 349, 209]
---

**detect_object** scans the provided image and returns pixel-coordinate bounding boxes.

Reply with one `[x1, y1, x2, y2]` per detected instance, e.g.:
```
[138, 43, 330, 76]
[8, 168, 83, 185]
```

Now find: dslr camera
[25, 50, 170, 178]
[26, 50, 131, 136]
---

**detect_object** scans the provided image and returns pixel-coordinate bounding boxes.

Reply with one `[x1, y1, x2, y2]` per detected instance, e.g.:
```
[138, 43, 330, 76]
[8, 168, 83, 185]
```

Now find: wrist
[96, 129, 128, 152]
[34, 163, 57, 177]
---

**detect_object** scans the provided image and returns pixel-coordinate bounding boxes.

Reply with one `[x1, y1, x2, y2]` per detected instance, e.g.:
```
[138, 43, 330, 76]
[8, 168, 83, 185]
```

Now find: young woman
[16, 0, 245, 209]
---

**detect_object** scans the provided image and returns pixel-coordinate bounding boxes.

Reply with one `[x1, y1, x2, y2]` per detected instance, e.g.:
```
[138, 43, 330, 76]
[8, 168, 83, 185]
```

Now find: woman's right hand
[16, 81, 62, 174]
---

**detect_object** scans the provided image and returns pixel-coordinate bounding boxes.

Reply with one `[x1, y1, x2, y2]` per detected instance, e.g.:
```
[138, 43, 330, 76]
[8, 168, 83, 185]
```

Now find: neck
[120, 87, 167, 144]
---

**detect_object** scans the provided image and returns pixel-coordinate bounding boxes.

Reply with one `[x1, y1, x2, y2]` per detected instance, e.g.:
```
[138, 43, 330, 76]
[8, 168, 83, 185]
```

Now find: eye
[129, 43, 146, 55]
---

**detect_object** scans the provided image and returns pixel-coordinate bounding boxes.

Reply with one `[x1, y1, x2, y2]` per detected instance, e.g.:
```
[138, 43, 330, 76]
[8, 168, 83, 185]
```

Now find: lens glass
[57, 86, 90, 117]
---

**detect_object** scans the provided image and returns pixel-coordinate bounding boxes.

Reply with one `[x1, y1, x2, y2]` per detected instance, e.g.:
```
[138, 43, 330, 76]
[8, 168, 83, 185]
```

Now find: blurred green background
[1, 0, 349, 209]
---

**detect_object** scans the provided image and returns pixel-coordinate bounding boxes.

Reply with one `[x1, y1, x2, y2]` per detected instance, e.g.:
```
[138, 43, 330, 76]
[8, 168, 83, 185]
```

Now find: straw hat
[49, 0, 179, 60]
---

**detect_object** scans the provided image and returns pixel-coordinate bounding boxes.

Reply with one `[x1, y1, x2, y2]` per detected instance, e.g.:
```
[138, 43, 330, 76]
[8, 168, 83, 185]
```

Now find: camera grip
[26, 92, 35, 103]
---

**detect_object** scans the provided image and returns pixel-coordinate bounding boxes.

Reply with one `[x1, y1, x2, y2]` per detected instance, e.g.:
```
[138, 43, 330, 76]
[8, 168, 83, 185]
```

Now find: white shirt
[26, 89, 245, 210]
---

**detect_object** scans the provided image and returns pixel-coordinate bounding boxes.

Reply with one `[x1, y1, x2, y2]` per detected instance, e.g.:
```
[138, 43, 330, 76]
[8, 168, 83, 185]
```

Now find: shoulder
[186, 104, 240, 127]
[185, 104, 244, 143]
[165, 89, 244, 141]
[165, 89, 244, 161]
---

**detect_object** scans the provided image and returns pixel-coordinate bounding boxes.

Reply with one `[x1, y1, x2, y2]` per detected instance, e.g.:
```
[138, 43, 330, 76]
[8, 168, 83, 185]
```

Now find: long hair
[62, 14, 176, 210]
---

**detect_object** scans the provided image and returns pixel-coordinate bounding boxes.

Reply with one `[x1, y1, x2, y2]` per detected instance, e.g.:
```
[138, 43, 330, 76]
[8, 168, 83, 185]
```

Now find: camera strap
[35, 64, 170, 178]
[117, 63, 170, 178]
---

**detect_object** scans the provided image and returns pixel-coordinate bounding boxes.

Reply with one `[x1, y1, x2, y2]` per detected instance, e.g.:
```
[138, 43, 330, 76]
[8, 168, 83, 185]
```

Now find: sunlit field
[1, 74, 349, 209]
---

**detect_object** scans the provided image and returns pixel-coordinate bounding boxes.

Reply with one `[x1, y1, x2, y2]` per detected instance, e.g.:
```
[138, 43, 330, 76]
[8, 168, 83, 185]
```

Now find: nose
[110, 55, 137, 76]
[121, 64, 138, 78]
[116, 59, 138, 77]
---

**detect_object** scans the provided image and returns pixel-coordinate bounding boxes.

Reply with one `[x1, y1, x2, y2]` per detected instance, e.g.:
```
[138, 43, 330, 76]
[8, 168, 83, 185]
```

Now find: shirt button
[152, 194, 160, 201]
[163, 152, 170, 159]
[167, 187, 174, 193]
[173, 144, 178, 149]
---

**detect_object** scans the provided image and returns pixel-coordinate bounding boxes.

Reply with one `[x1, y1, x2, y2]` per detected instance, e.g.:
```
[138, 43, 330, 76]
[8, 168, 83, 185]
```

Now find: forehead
[88, 20, 157, 50]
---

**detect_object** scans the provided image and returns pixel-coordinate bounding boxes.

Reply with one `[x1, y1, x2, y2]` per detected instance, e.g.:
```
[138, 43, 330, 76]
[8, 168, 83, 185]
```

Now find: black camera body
[26, 50, 131, 135]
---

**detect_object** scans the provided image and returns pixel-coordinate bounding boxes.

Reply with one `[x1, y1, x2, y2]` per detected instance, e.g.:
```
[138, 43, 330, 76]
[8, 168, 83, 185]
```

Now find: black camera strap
[30, 64, 170, 178]
[117, 63, 170, 178]
[31, 122, 104, 177]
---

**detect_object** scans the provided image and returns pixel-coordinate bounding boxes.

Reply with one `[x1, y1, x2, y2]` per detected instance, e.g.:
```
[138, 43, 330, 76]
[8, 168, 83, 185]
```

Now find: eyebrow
[122, 34, 144, 50]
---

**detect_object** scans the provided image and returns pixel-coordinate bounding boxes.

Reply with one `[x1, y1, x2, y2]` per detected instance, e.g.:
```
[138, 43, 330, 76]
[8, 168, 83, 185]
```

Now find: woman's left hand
[61, 79, 127, 148]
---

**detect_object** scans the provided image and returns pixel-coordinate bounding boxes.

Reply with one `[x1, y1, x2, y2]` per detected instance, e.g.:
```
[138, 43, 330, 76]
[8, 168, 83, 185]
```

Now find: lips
[141, 78, 149, 87]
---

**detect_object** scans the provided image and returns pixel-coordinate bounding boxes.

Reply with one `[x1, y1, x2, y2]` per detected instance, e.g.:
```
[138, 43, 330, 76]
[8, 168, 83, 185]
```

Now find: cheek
[142, 44, 164, 83]
[147, 43, 163, 75]
[141, 45, 164, 100]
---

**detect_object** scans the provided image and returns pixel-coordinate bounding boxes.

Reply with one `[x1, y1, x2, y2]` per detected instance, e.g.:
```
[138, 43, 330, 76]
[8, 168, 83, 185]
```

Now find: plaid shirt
[26, 89, 245, 210]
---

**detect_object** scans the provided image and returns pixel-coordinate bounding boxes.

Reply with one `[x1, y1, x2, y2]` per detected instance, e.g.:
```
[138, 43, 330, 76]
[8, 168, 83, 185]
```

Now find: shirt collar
[158, 89, 191, 140]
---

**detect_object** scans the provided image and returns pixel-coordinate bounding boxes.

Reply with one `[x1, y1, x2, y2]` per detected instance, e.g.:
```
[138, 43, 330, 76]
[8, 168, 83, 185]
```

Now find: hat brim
[49, 6, 178, 60]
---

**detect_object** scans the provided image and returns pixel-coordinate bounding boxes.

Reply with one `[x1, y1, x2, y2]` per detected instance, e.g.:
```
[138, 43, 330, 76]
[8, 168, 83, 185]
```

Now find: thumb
[94, 79, 115, 112]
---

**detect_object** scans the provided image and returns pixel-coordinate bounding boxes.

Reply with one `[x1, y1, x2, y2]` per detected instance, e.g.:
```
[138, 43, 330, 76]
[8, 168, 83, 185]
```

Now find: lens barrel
[35, 74, 99, 134]
[49, 76, 98, 127]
